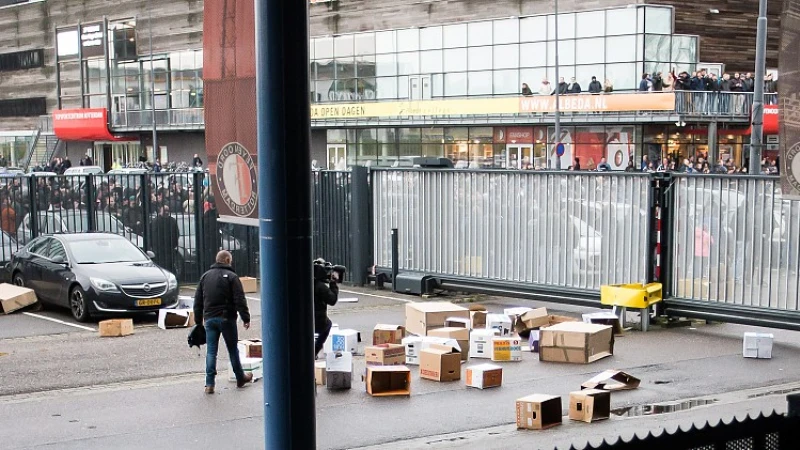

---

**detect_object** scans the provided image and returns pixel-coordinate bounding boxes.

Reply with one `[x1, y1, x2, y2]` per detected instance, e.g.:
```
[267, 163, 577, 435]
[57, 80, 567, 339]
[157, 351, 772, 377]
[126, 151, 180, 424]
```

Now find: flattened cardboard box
[428, 327, 470, 361]
[238, 339, 263, 359]
[373, 324, 405, 345]
[365, 344, 406, 366]
[240, 277, 258, 294]
[366, 365, 411, 396]
[315, 361, 326, 386]
[465, 364, 503, 389]
[405, 302, 469, 336]
[419, 344, 462, 382]
[0, 283, 37, 314]
[581, 370, 640, 391]
[99, 319, 134, 337]
[157, 309, 195, 330]
[516, 394, 563, 430]
[539, 322, 614, 364]
[569, 389, 611, 423]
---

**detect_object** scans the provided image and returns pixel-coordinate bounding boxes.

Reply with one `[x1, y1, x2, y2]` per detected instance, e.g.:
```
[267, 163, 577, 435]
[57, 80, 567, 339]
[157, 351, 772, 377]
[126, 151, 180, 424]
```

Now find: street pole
[750, 0, 768, 174]
[148, 1, 158, 164]
[256, 0, 316, 448]
[553, 0, 561, 170]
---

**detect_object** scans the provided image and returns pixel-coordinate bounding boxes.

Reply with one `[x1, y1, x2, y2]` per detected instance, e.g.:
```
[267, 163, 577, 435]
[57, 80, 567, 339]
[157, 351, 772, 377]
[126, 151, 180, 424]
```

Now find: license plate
[136, 298, 162, 307]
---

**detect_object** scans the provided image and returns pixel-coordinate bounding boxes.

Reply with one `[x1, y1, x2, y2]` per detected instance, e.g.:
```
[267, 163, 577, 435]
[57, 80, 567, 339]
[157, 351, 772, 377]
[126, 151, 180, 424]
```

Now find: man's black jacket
[314, 278, 338, 318]
[194, 263, 250, 324]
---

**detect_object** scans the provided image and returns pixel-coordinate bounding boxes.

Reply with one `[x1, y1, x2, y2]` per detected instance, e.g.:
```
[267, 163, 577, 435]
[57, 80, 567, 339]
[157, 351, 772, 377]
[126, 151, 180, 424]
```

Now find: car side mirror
[146, 250, 156, 258]
[52, 255, 67, 265]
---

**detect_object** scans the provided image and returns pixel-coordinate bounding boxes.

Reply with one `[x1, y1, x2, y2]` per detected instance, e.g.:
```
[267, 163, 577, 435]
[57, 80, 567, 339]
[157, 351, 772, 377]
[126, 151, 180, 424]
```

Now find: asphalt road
[2, 286, 800, 449]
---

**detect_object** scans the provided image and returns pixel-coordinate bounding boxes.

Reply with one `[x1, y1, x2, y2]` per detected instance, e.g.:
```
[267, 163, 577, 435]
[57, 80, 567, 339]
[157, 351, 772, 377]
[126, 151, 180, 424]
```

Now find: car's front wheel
[70, 286, 91, 322]
[12, 271, 25, 288]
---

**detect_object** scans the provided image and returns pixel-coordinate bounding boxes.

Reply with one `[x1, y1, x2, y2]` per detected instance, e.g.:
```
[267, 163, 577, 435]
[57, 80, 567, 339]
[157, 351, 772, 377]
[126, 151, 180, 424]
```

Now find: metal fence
[312, 170, 356, 279]
[373, 169, 651, 292]
[673, 91, 778, 116]
[669, 174, 800, 324]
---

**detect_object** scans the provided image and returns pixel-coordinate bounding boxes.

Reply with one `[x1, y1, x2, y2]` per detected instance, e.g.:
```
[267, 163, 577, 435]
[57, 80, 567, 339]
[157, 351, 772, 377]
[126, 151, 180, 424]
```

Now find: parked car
[64, 166, 104, 176]
[17, 210, 144, 248]
[8, 233, 179, 321]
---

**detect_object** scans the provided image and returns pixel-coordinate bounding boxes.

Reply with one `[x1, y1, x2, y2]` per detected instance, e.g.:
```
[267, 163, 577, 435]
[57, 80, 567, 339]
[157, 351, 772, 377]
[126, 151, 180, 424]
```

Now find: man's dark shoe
[237, 372, 253, 388]
[205, 386, 215, 395]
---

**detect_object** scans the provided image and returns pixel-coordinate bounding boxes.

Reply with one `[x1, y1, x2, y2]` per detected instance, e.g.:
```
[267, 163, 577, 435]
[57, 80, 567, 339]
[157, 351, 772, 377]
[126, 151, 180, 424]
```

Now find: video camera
[313, 258, 346, 283]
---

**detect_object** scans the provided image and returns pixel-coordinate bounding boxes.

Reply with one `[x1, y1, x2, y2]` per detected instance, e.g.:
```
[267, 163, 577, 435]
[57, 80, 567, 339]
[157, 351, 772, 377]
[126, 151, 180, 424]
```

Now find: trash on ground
[486, 313, 513, 336]
[228, 357, 263, 382]
[465, 363, 502, 389]
[98, 319, 134, 337]
[338, 297, 359, 303]
[315, 361, 326, 386]
[539, 322, 614, 364]
[365, 365, 411, 396]
[402, 336, 460, 365]
[420, 344, 461, 382]
[516, 394, 562, 430]
[582, 311, 624, 336]
[569, 389, 611, 423]
[157, 308, 195, 330]
[238, 339, 263, 358]
[326, 351, 353, 390]
[405, 302, 469, 336]
[581, 370, 641, 391]
[324, 328, 360, 355]
[428, 327, 470, 361]
[372, 324, 405, 345]
[240, 277, 258, 294]
[0, 283, 37, 314]
[743, 332, 774, 359]
[491, 337, 522, 362]
[469, 328, 498, 359]
[365, 343, 406, 366]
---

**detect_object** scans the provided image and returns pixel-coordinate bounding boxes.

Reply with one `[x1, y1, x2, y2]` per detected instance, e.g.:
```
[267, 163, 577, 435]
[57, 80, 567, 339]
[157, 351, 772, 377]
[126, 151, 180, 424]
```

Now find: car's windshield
[68, 238, 149, 264]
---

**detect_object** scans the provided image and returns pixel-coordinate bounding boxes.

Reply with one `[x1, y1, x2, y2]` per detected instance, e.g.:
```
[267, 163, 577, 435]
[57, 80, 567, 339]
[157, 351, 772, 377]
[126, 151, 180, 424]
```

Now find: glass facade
[310, 5, 698, 103]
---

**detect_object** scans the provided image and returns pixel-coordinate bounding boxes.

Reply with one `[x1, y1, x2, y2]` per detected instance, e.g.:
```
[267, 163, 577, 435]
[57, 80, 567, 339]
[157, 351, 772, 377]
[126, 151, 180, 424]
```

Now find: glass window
[354, 33, 375, 56]
[645, 7, 673, 34]
[375, 53, 397, 76]
[443, 24, 467, 48]
[336, 58, 355, 78]
[47, 240, 68, 261]
[397, 29, 420, 52]
[520, 68, 546, 89]
[399, 128, 421, 142]
[606, 36, 637, 62]
[637, 6, 646, 34]
[493, 69, 519, 95]
[605, 9, 637, 36]
[334, 35, 353, 58]
[576, 11, 605, 38]
[358, 77, 376, 100]
[468, 71, 492, 96]
[672, 35, 697, 63]
[547, 40, 575, 66]
[520, 16, 547, 42]
[314, 60, 334, 80]
[315, 37, 333, 59]
[444, 127, 468, 141]
[645, 35, 671, 61]
[575, 65, 604, 90]
[420, 27, 443, 50]
[493, 44, 519, 70]
[468, 21, 492, 47]
[605, 63, 637, 90]
[575, 38, 604, 65]
[444, 48, 467, 72]
[468, 46, 492, 71]
[375, 31, 396, 54]
[397, 52, 419, 76]
[520, 42, 546, 68]
[431, 73, 444, 97]
[328, 129, 346, 143]
[420, 50, 443, 73]
[444, 72, 467, 96]
[57, 29, 79, 58]
[493, 18, 519, 45]
[376, 77, 397, 99]
[422, 127, 444, 142]
[398, 76, 409, 98]
[548, 13, 575, 40]
[356, 56, 376, 77]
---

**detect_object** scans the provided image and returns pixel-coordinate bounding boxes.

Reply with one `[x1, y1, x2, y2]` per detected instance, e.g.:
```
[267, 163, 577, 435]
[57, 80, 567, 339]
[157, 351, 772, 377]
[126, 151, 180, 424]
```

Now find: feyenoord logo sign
[216, 142, 258, 217]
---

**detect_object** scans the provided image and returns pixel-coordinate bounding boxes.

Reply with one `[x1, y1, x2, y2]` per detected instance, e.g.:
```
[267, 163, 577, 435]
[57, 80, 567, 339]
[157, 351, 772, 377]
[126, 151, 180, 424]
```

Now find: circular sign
[216, 142, 258, 217]
[555, 143, 565, 157]
[788, 141, 800, 193]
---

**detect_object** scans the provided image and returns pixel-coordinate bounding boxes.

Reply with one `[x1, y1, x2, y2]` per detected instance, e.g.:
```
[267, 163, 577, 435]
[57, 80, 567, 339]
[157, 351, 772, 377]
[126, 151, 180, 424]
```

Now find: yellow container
[600, 283, 663, 309]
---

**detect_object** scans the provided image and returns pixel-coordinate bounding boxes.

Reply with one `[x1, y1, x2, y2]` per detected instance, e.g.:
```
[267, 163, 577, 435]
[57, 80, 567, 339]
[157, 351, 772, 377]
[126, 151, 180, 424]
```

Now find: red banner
[52, 108, 133, 141]
[764, 104, 779, 135]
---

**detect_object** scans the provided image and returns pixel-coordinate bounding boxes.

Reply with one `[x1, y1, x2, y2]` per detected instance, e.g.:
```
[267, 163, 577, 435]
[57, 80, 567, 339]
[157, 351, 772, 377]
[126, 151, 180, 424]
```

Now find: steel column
[750, 0, 768, 174]
[349, 166, 370, 286]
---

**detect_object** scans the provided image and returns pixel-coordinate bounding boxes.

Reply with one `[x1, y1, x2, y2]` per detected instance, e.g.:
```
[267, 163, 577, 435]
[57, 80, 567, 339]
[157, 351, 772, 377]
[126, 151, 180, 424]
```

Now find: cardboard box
[581, 370, 641, 391]
[0, 283, 37, 314]
[505, 307, 533, 331]
[470, 310, 487, 329]
[469, 329, 498, 359]
[582, 312, 624, 336]
[516, 394, 563, 430]
[403, 336, 460, 365]
[444, 317, 471, 329]
[539, 322, 614, 364]
[365, 344, 406, 366]
[429, 327, 470, 361]
[366, 366, 411, 396]
[228, 356, 263, 382]
[491, 337, 522, 362]
[486, 314, 513, 337]
[465, 364, 503, 389]
[238, 339, 263, 359]
[98, 319, 134, 337]
[528, 330, 540, 353]
[373, 324, 405, 345]
[324, 328, 360, 355]
[177, 295, 194, 309]
[743, 332, 774, 359]
[326, 351, 353, 390]
[569, 389, 611, 423]
[240, 277, 258, 294]
[516, 308, 550, 333]
[420, 344, 462, 382]
[315, 361, 326, 386]
[157, 309, 195, 330]
[405, 302, 470, 336]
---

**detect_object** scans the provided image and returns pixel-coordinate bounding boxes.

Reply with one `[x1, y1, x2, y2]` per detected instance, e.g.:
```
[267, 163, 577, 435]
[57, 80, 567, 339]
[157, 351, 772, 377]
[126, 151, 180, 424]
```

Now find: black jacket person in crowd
[149, 205, 180, 273]
[194, 250, 252, 394]
[313, 258, 339, 358]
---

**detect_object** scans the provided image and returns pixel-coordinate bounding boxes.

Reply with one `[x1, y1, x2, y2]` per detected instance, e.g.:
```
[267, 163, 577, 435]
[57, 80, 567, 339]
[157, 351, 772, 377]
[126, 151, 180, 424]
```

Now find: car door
[40, 238, 73, 307]
[23, 237, 51, 299]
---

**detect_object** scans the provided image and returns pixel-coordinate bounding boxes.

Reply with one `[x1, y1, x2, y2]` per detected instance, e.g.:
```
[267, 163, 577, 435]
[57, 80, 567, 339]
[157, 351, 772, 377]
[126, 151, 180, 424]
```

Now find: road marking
[22, 312, 96, 332]
[246, 296, 260, 302]
[339, 289, 415, 303]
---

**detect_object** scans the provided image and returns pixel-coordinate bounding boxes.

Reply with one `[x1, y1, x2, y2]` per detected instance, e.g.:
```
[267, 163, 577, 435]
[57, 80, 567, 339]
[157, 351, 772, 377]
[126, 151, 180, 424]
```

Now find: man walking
[313, 258, 339, 358]
[194, 250, 253, 394]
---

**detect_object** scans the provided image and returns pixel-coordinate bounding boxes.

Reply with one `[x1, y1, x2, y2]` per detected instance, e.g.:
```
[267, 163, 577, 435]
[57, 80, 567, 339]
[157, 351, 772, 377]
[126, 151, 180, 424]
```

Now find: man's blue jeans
[204, 317, 245, 387]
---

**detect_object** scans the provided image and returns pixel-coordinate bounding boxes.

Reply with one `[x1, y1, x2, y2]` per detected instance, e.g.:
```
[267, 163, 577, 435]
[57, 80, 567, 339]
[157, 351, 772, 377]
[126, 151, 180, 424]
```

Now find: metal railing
[373, 169, 651, 292]
[110, 108, 204, 129]
[673, 91, 778, 116]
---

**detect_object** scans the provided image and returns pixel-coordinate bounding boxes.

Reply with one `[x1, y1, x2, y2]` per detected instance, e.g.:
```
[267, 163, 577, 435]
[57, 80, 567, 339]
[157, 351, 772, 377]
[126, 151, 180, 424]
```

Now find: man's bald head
[216, 250, 232, 265]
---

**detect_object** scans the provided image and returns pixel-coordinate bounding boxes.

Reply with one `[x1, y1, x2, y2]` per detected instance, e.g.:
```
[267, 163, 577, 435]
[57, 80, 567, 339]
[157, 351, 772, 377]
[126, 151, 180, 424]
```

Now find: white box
[444, 316, 471, 329]
[491, 337, 522, 362]
[469, 329, 499, 359]
[228, 356, 263, 382]
[743, 332, 774, 359]
[324, 328, 360, 355]
[326, 351, 353, 390]
[157, 308, 195, 330]
[177, 296, 195, 309]
[486, 314, 512, 337]
[465, 363, 503, 389]
[504, 307, 533, 318]
[402, 336, 460, 365]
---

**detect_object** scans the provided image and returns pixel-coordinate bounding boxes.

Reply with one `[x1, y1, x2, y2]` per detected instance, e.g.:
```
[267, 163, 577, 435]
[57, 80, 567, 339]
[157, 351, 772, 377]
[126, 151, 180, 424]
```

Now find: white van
[64, 166, 104, 175]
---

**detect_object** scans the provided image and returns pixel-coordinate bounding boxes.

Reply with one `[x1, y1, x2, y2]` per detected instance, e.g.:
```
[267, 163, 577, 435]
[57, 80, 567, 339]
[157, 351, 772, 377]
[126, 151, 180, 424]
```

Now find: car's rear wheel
[70, 286, 91, 322]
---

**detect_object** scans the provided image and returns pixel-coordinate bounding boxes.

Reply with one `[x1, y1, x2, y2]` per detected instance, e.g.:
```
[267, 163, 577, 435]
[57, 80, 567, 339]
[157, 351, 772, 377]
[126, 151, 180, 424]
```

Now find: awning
[52, 108, 135, 141]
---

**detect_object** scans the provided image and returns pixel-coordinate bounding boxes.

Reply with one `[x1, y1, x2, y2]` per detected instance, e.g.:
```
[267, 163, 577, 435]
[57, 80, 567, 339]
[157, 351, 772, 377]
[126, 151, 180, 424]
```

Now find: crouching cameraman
[313, 258, 340, 358]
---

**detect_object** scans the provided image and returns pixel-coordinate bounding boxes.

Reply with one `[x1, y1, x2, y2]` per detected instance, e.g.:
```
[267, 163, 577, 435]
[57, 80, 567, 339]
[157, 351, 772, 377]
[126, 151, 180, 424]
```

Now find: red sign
[506, 127, 534, 144]
[764, 104, 779, 135]
[52, 108, 133, 141]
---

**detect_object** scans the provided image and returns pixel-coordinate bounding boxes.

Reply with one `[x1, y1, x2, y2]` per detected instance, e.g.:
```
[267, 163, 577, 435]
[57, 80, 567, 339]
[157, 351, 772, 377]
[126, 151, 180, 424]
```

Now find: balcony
[110, 108, 204, 132]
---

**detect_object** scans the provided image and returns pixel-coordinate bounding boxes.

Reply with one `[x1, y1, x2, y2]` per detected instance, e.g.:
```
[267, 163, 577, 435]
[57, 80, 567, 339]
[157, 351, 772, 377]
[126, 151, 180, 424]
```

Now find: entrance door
[102, 144, 113, 172]
[410, 76, 432, 100]
[327, 145, 346, 170]
[506, 144, 533, 169]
